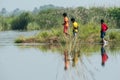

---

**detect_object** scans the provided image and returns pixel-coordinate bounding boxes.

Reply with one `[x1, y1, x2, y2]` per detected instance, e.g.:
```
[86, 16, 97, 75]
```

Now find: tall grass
[79, 23, 100, 41]
[15, 26, 120, 56]
[15, 22, 120, 44]
[15, 21, 120, 56]
[108, 30, 120, 41]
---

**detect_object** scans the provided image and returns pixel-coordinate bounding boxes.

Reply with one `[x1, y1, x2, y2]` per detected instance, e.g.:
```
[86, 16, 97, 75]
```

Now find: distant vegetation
[0, 5, 120, 31]
[0, 5, 119, 43]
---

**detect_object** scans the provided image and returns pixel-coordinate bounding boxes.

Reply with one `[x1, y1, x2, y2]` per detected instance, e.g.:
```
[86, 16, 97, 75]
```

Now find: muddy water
[0, 31, 120, 80]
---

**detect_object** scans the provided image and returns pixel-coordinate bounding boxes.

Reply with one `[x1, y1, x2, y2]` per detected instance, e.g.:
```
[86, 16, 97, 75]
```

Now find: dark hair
[63, 13, 67, 17]
[71, 18, 75, 22]
[101, 19, 104, 24]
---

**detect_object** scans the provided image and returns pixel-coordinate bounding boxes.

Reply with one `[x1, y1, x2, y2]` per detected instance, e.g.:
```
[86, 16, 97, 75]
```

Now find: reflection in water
[101, 44, 108, 67]
[1, 31, 120, 80]
[72, 50, 80, 67]
[62, 46, 96, 80]
[64, 49, 70, 70]
[64, 48, 80, 70]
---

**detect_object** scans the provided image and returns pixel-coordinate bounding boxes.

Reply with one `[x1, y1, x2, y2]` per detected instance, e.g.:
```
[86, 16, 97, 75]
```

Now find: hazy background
[0, 0, 120, 11]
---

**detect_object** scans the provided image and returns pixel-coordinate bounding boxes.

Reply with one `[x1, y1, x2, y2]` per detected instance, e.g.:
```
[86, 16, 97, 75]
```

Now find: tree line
[0, 7, 120, 31]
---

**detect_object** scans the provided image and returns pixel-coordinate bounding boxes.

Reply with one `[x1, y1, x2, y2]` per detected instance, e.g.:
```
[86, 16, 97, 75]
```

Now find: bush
[109, 31, 120, 40]
[11, 12, 33, 30]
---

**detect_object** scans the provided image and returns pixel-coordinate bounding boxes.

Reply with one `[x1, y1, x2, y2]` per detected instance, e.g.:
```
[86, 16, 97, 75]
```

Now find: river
[0, 31, 120, 80]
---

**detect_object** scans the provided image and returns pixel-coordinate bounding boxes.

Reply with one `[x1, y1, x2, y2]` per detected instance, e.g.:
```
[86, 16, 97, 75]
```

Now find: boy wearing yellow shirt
[71, 18, 79, 37]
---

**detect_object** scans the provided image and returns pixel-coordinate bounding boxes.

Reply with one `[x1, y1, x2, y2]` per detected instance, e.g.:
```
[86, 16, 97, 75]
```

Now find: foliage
[35, 9, 63, 29]
[11, 12, 33, 30]
[0, 7, 120, 31]
[0, 16, 9, 30]
[27, 22, 40, 30]
[108, 7, 120, 28]
[108, 30, 120, 41]
[15, 36, 26, 43]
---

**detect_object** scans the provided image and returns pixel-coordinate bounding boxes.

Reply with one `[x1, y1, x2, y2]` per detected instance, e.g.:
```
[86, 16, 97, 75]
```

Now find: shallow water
[0, 31, 120, 80]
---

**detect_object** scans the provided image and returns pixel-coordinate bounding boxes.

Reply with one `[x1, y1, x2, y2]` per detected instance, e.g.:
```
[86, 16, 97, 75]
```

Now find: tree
[108, 8, 120, 28]
[12, 8, 21, 16]
[0, 8, 7, 16]
[11, 12, 33, 30]
[32, 7, 39, 14]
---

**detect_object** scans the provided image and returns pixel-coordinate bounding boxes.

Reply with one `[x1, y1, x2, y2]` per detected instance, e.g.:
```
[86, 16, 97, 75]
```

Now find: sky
[0, 0, 120, 11]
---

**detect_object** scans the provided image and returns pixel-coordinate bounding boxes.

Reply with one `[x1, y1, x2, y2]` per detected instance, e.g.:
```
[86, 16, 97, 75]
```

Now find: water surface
[0, 31, 120, 80]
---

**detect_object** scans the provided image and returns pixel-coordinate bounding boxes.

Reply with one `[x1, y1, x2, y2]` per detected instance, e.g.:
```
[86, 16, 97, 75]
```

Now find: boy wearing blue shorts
[100, 19, 108, 44]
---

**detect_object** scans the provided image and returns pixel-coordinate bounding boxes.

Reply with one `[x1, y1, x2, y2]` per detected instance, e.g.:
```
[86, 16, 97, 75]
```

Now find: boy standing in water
[62, 13, 69, 36]
[100, 19, 108, 44]
[71, 18, 79, 37]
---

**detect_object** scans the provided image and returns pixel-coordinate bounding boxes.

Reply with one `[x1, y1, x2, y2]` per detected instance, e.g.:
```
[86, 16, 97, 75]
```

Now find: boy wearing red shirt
[100, 19, 108, 44]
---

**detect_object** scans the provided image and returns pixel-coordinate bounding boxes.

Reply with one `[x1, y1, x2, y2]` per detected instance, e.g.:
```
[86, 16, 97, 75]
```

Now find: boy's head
[71, 18, 75, 22]
[63, 13, 67, 17]
[101, 19, 104, 24]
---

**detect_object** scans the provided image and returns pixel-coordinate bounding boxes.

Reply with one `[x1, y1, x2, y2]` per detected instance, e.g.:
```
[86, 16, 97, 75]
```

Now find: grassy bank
[15, 23, 98, 43]
[15, 24, 100, 43]
[15, 24, 120, 57]
[15, 23, 120, 44]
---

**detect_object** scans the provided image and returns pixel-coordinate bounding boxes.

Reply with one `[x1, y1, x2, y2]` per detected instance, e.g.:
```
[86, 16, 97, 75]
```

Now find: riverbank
[15, 24, 98, 43]
[15, 24, 120, 44]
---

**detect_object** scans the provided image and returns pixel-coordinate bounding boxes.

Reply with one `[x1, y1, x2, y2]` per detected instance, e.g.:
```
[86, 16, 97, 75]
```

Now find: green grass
[78, 23, 100, 42]
[15, 23, 120, 44]
[15, 36, 26, 43]
[15, 25, 120, 56]
[108, 31, 120, 41]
